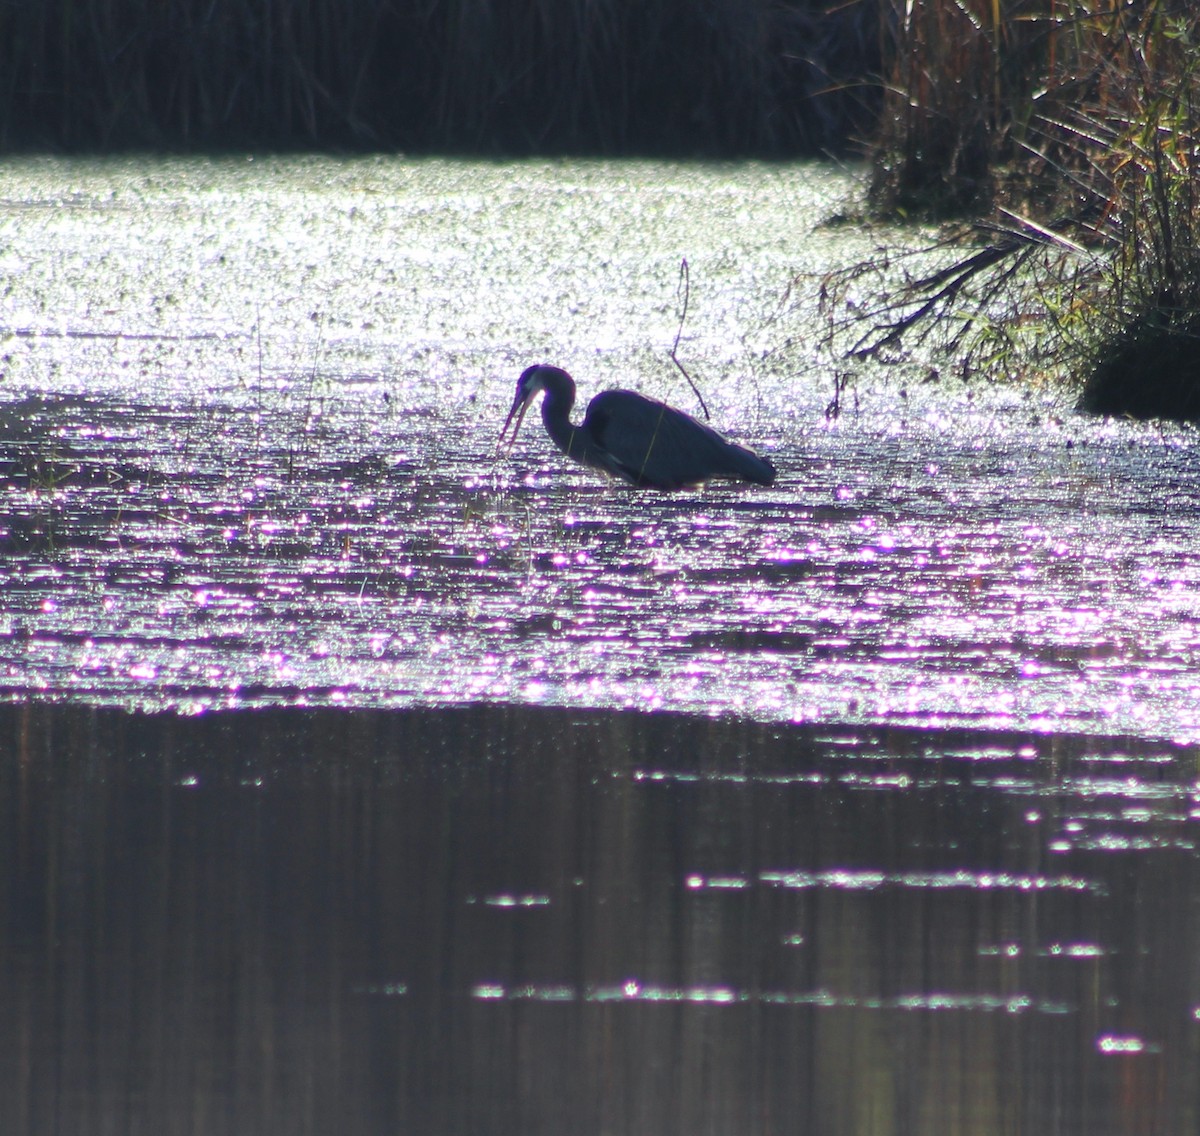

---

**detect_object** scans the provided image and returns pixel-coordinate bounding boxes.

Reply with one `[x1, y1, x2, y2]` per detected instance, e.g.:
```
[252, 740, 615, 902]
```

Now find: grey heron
[499, 364, 776, 490]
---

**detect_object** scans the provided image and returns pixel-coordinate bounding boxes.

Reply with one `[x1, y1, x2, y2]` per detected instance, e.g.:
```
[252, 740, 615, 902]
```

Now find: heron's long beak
[498, 391, 533, 452]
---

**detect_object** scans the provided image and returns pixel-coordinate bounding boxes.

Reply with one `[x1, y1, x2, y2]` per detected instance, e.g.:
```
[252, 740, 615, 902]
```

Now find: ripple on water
[2, 157, 1200, 739]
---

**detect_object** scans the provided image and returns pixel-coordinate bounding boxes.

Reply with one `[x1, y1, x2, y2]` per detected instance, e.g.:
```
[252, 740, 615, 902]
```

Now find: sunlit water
[2, 155, 1200, 739]
[2, 157, 1200, 1135]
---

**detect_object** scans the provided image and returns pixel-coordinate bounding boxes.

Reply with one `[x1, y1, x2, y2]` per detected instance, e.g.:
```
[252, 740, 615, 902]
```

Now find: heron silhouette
[499, 365, 775, 490]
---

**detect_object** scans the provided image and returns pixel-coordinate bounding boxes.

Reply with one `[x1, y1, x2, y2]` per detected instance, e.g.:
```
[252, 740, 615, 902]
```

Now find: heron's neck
[541, 392, 587, 461]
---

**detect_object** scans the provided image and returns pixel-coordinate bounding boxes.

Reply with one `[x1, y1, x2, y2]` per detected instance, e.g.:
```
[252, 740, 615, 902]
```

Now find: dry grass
[861, 0, 1200, 419]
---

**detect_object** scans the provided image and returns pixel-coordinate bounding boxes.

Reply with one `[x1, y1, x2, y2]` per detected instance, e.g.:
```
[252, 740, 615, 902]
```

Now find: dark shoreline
[0, 0, 878, 157]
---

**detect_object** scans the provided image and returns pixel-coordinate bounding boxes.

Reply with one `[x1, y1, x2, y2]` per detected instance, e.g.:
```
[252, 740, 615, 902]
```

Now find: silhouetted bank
[1080, 315, 1200, 423]
[0, 0, 879, 155]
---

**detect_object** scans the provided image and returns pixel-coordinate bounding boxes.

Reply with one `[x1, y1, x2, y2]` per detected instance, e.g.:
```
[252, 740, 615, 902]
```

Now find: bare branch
[669, 258, 711, 420]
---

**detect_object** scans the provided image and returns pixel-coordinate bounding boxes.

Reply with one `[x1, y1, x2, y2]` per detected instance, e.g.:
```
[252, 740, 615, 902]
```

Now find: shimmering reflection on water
[3, 705, 1198, 1136]
[2, 157, 1200, 737]
[4, 387, 1200, 738]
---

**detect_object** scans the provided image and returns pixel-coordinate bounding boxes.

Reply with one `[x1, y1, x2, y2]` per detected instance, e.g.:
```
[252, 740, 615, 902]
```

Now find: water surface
[2, 157, 1200, 1135]
[4, 704, 1197, 1136]
[2, 156, 1199, 739]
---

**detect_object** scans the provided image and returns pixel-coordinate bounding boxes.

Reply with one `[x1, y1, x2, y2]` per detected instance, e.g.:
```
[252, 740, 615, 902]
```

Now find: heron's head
[498, 364, 555, 448]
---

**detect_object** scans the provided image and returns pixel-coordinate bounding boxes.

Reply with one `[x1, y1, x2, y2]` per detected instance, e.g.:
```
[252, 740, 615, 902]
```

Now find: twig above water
[670, 258, 711, 420]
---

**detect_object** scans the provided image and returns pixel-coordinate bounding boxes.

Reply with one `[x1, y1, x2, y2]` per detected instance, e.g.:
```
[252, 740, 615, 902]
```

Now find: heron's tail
[729, 444, 776, 486]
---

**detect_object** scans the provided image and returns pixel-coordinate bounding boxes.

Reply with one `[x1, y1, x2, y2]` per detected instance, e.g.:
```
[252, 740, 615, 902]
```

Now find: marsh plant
[1071, 12, 1200, 417]
[855, 0, 1200, 419]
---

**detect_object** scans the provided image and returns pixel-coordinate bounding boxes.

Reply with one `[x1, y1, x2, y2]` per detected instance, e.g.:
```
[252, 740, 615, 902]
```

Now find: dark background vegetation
[0, 0, 881, 156]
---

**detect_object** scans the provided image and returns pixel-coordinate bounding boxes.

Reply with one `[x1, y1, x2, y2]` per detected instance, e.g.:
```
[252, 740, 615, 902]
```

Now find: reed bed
[0, 0, 878, 154]
[870, 0, 1199, 218]
[861, 0, 1200, 419]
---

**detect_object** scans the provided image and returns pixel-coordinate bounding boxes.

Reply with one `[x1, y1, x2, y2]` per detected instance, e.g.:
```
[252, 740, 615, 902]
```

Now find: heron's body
[500, 365, 775, 490]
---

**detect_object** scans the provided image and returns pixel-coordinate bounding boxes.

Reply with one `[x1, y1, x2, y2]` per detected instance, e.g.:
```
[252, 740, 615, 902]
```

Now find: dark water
[3, 703, 1197, 1135]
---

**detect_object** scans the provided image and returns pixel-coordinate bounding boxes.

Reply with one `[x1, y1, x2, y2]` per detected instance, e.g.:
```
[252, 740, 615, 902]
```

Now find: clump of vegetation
[858, 0, 1200, 422]
[867, 0, 1014, 217]
[1073, 13, 1200, 417]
